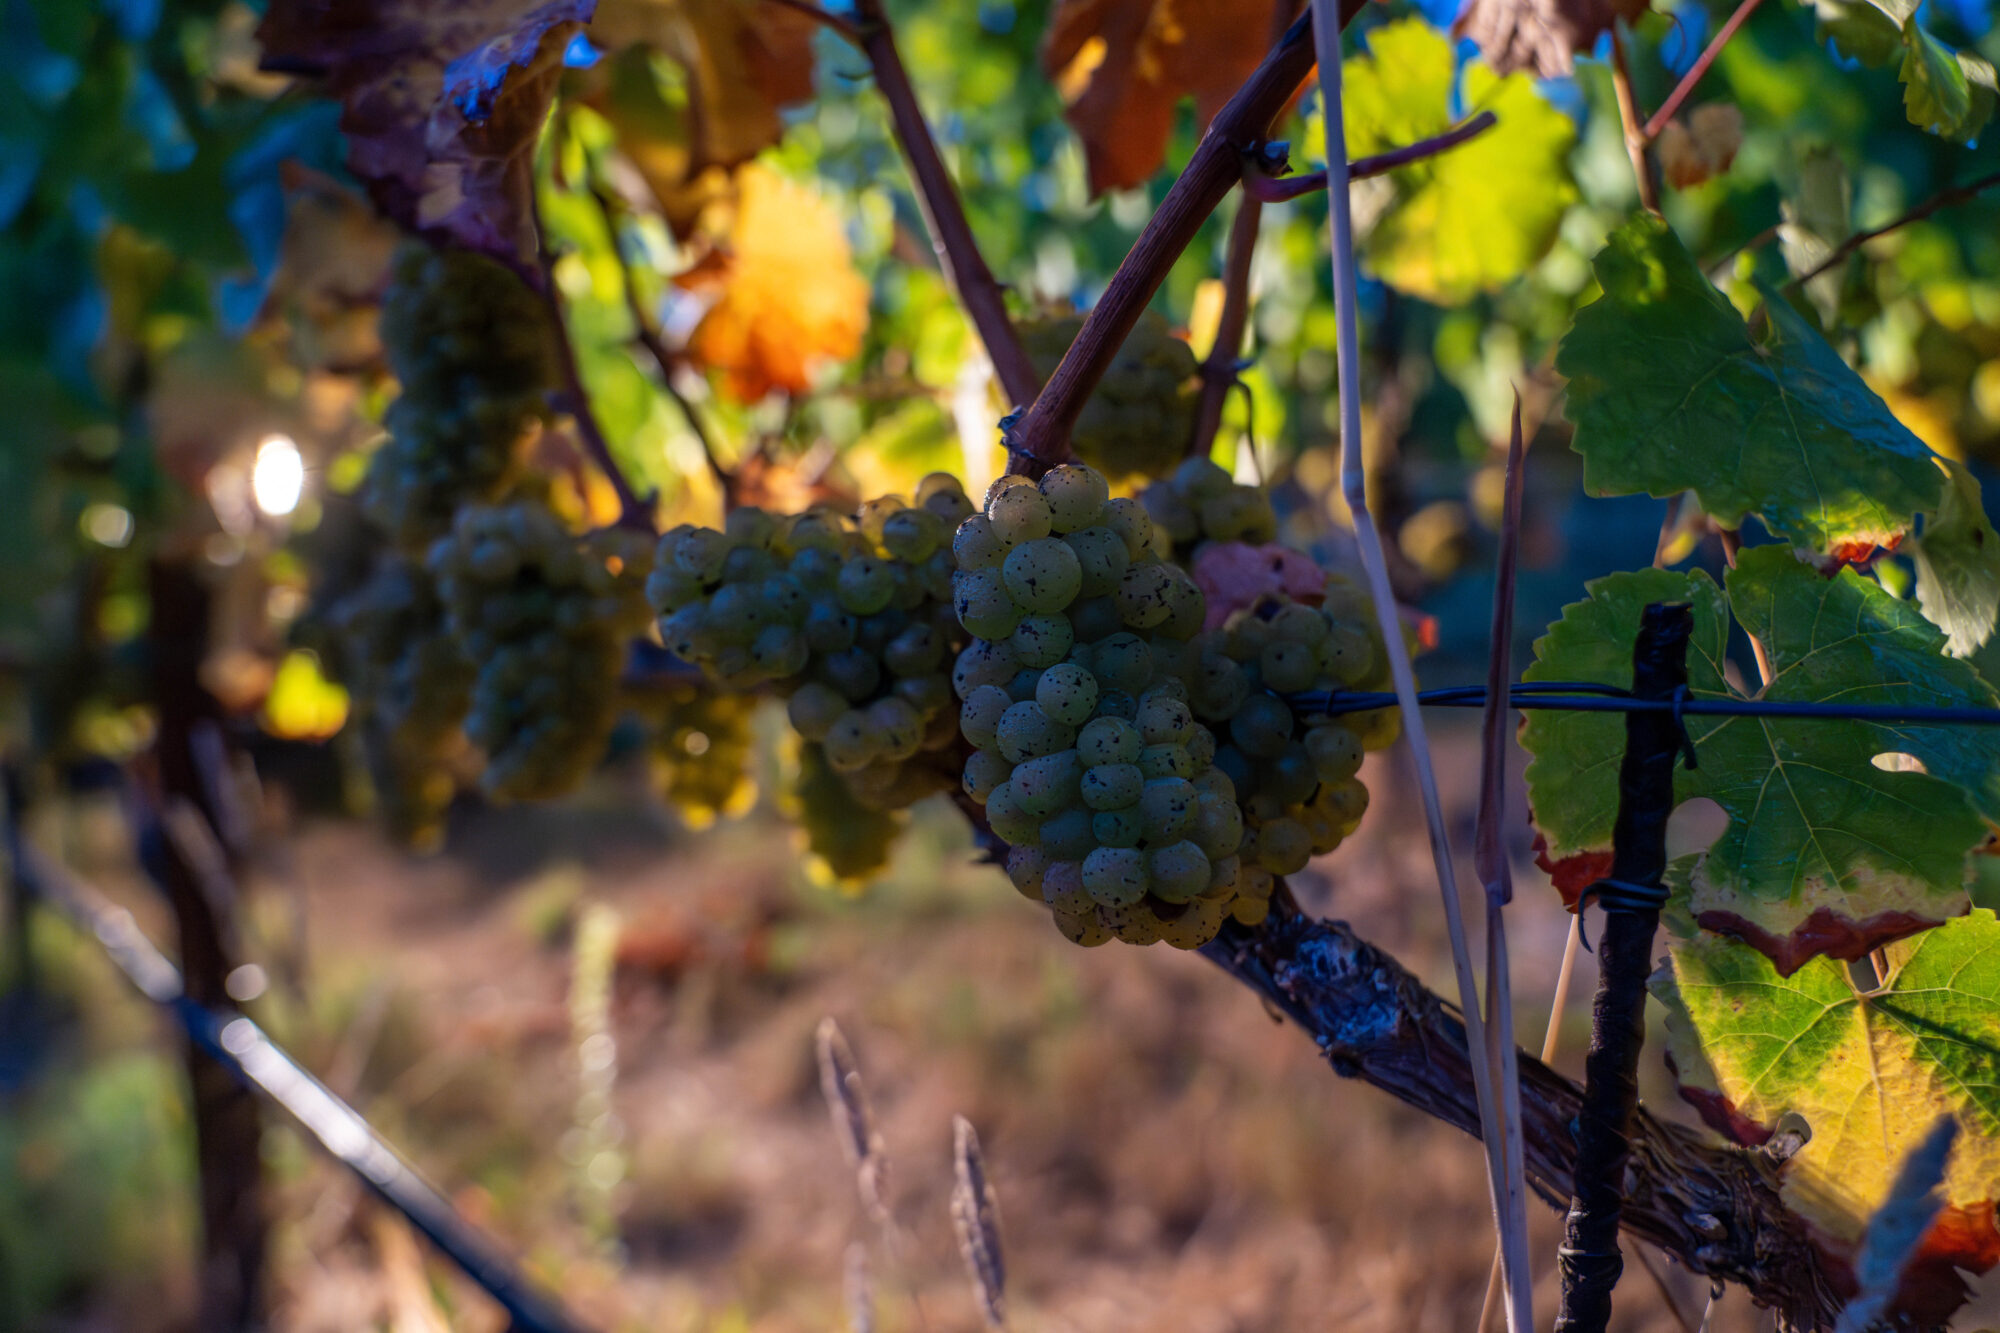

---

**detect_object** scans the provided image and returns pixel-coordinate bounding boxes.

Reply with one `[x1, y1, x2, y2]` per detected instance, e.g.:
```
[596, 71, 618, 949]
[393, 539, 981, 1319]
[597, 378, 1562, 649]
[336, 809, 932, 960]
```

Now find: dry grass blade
[1473, 392, 1534, 1331]
[816, 1017, 892, 1227]
[844, 1240, 875, 1333]
[1833, 1117, 1958, 1333]
[950, 1115, 1007, 1330]
[1311, 3, 1527, 1328]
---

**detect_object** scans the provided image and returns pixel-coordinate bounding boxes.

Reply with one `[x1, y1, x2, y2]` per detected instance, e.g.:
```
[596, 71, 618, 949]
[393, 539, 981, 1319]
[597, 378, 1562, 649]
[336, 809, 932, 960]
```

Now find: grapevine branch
[1238, 111, 1500, 203]
[1187, 196, 1263, 460]
[1790, 169, 2000, 288]
[1010, 4, 1364, 472]
[1608, 27, 1662, 215]
[1199, 891, 1845, 1331]
[848, 0, 1043, 410]
[529, 190, 654, 532]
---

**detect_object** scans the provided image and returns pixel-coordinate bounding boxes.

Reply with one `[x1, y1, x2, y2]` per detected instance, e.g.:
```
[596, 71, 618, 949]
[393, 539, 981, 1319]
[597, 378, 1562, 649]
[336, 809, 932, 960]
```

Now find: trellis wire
[4, 840, 596, 1333]
[1296, 683, 2000, 728]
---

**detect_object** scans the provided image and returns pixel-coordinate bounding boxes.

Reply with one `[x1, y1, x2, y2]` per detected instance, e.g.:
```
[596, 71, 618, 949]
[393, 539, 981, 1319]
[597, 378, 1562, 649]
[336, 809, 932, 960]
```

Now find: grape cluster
[325, 556, 475, 850]
[1139, 456, 1279, 555]
[646, 475, 977, 836]
[951, 462, 1259, 950]
[645, 682, 761, 829]
[364, 245, 554, 548]
[788, 739, 907, 889]
[429, 501, 654, 801]
[1176, 578, 1397, 923]
[1017, 310, 1198, 483]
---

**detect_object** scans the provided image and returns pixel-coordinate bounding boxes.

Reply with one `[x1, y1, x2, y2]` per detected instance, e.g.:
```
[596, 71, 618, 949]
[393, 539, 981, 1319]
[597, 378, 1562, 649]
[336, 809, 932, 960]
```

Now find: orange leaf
[1041, 0, 1288, 195]
[678, 165, 869, 401]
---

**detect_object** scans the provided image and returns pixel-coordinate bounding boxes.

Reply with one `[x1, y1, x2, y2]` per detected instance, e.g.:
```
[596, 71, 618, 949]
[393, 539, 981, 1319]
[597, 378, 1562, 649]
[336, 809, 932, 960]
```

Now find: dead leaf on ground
[677, 164, 869, 402]
[1453, 0, 1648, 77]
[258, 0, 593, 275]
[1041, 0, 1295, 195]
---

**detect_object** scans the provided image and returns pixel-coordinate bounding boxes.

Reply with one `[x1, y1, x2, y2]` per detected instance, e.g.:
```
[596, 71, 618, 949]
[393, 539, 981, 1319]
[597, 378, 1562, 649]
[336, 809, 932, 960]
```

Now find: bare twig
[816, 1017, 892, 1227]
[1313, 4, 1530, 1328]
[1474, 392, 1535, 1332]
[849, 0, 1041, 410]
[1641, 0, 1770, 141]
[586, 181, 733, 498]
[1789, 169, 2000, 288]
[1011, 6, 1359, 472]
[1240, 111, 1500, 202]
[1609, 27, 1661, 214]
[768, 0, 861, 43]
[530, 188, 653, 532]
[1188, 196, 1263, 459]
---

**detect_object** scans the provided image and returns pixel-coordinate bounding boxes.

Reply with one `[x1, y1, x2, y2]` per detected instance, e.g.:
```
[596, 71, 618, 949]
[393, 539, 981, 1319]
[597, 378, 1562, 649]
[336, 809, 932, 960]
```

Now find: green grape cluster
[645, 474, 976, 825]
[1017, 310, 1198, 483]
[1139, 456, 1279, 554]
[429, 500, 654, 802]
[951, 462, 1259, 950]
[788, 740, 907, 890]
[364, 245, 554, 548]
[326, 555, 475, 850]
[645, 683, 761, 829]
[1177, 575, 1397, 923]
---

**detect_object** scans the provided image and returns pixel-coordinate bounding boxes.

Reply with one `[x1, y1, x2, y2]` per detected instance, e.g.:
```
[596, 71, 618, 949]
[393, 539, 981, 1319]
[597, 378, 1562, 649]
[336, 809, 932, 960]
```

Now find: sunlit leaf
[1913, 459, 2000, 658]
[263, 649, 351, 741]
[677, 164, 869, 402]
[1654, 908, 2000, 1302]
[1040, 0, 1283, 195]
[1559, 213, 1941, 558]
[1524, 547, 2000, 973]
[1339, 21, 1577, 305]
[258, 0, 594, 273]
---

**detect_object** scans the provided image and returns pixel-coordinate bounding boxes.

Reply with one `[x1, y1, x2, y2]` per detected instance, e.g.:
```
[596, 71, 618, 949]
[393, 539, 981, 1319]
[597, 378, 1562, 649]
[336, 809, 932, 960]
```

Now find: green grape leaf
[1653, 909, 2000, 1288]
[257, 0, 595, 275]
[1912, 459, 2000, 658]
[1801, 0, 1994, 141]
[1811, 0, 1906, 64]
[1338, 20, 1577, 305]
[1524, 545, 2000, 973]
[1521, 566, 1731, 900]
[1559, 214, 1941, 558]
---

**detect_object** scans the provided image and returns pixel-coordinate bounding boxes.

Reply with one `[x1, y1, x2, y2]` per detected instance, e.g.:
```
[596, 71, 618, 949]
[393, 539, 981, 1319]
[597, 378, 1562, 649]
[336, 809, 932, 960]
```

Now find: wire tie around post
[1575, 876, 1671, 952]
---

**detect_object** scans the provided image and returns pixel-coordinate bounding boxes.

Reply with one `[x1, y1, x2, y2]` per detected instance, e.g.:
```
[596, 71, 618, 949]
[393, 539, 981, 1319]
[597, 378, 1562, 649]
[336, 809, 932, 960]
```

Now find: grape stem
[1009, 3, 1366, 474]
[1640, 0, 1769, 142]
[847, 0, 1043, 412]
[529, 186, 655, 533]
[585, 179, 736, 505]
[1608, 27, 1662, 215]
[1788, 168, 2000, 289]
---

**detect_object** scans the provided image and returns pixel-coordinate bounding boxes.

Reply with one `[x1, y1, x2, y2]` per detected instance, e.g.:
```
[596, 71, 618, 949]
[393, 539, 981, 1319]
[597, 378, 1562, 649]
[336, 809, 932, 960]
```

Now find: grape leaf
[588, 0, 817, 186]
[676, 164, 869, 402]
[1337, 20, 1577, 305]
[1912, 459, 2000, 658]
[1040, 0, 1281, 196]
[258, 0, 593, 274]
[1653, 908, 2000, 1308]
[1453, 0, 1649, 77]
[1523, 545, 2000, 973]
[1804, 0, 1995, 142]
[1558, 213, 1942, 559]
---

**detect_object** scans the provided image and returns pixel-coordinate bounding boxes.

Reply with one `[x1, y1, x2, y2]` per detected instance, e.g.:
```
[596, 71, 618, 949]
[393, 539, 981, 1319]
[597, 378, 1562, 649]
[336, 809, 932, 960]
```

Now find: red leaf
[259, 0, 595, 276]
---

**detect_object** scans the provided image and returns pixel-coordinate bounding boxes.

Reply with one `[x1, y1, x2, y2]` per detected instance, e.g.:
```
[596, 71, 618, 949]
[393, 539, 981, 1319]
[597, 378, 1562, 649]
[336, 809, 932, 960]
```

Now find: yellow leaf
[679, 165, 869, 401]
[263, 650, 350, 741]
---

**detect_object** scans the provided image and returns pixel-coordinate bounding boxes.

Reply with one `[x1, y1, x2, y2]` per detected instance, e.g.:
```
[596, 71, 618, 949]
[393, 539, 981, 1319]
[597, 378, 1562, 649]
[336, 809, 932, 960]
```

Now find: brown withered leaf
[589, 0, 817, 184]
[1656, 102, 1744, 189]
[1042, 0, 1289, 195]
[258, 0, 593, 275]
[1453, 0, 1647, 77]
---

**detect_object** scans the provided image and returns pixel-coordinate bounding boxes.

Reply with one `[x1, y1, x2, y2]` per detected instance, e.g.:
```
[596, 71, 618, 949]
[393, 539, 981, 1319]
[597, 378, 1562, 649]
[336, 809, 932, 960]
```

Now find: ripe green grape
[648, 684, 760, 829]
[948, 460, 1258, 949]
[428, 499, 654, 802]
[363, 245, 554, 549]
[1138, 456, 1280, 554]
[1016, 311, 1199, 483]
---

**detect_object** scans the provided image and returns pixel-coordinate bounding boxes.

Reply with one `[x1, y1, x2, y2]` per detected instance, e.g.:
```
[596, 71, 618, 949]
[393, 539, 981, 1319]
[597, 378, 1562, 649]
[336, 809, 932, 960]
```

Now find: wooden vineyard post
[1555, 601, 1693, 1333]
